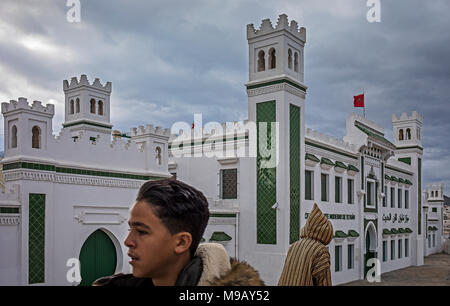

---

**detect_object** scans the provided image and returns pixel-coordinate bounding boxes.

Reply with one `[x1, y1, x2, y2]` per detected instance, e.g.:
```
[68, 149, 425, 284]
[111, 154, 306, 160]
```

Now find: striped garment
[278, 203, 333, 286]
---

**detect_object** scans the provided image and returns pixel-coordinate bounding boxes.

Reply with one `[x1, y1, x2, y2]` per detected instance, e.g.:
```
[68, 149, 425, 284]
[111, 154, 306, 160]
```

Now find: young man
[94, 179, 264, 286]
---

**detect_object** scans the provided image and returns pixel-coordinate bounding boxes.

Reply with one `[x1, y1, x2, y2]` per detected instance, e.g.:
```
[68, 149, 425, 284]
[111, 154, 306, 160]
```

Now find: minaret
[62, 75, 113, 140]
[241, 14, 307, 284]
[392, 111, 424, 265]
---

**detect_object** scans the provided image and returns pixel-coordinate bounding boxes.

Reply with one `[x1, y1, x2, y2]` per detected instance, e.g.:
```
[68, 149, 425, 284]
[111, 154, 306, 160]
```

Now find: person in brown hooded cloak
[278, 203, 334, 286]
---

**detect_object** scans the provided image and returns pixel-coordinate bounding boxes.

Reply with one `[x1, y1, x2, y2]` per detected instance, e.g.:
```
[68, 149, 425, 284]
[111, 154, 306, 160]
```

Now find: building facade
[0, 14, 444, 286]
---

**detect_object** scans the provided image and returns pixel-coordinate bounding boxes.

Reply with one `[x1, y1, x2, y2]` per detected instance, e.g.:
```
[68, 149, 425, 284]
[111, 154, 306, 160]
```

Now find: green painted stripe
[0, 207, 20, 214]
[289, 104, 300, 244]
[246, 78, 307, 92]
[62, 120, 112, 129]
[29, 194, 45, 284]
[256, 100, 277, 245]
[210, 213, 236, 218]
[396, 145, 423, 151]
[169, 135, 249, 150]
[2, 162, 165, 181]
[305, 141, 358, 160]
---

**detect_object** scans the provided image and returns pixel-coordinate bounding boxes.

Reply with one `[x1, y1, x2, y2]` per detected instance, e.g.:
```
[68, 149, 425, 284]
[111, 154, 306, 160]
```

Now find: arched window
[257, 50, 265, 72]
[90, 99, 96, 114]
[406, 128, 411, 140]
[70, 99, 74, 115]
[76, 98, 80, 113]
[32, 126, 40, 149]
[269, 48, 276, 69]
[288, 49, 292, 69]
[98, 100, 104, 116]
[11, 125, 17, 148]
[155, 147, 162, 165]
[399, 129, 404, 141]
[294, 52, 299, 72]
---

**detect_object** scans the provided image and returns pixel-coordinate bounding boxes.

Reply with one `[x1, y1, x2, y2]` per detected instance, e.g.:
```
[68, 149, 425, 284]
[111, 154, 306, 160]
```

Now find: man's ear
[173, 232, 192, 255]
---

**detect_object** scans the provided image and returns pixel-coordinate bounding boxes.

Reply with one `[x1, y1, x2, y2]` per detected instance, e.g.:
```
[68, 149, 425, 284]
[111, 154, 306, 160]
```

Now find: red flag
[354, 94, 364, 108]
[192, 121, 195, 129]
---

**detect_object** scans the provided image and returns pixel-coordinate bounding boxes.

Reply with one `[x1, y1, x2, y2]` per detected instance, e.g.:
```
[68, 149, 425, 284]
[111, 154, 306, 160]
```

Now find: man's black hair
[136, 179, 210, 258]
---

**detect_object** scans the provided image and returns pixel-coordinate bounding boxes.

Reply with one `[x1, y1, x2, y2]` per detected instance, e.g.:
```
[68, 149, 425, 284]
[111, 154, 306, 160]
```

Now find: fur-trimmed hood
[195, 243, 265, 286]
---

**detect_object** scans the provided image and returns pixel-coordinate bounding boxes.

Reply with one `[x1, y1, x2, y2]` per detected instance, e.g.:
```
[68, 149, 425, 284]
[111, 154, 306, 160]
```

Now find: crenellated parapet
[63, 74, 111, 93]
[1, 97, 55, 116]
[130, 124, 171, 138]
[392, 111, 423, 124]
[306, 127, 356, 153]
[247, 14, 306, 42]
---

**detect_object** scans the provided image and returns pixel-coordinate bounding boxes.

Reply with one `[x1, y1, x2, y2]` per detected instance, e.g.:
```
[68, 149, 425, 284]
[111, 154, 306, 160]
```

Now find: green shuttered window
[321, 174, 329, 202]
[335, 176, 342, 203]
[29, 194, 46, 284]
[257, 101, 277, 244]
[305, 170, 313, 200]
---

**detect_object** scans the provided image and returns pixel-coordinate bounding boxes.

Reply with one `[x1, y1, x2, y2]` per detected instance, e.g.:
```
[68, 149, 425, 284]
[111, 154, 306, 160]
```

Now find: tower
[392, 111, 424, 265]
[242, 14, 307, 284]
[1, 98, 55, 159]
[62, 75, 113, 140]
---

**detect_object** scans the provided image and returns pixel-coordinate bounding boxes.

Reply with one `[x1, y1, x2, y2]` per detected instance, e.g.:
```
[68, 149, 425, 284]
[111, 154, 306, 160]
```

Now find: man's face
[124, 200, 177, 278]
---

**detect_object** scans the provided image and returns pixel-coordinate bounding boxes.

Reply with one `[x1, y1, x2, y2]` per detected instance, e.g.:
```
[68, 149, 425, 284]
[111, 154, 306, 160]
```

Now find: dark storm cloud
[0, 0, 448, 194]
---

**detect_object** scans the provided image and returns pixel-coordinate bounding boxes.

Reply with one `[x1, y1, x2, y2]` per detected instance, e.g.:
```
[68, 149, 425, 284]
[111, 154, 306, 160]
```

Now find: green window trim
[391, 228, 398, 234]
[405, 228, 413, 233]
[200, 237, 206, 243]
[398, 178, 405, 184]
[398, 157, 411, 165]
[334, 230, 348, 238]
[398, 228, 406, 233]
[334, 161, 347, 170]
[209, 231, 232, 242]
[385, 174, 391, 181]
[320, 157, 335, 166]
[390, 176, 398, 182]
[305, 153, 320, 163]
[347, 164, 359, 172]
[347, 230, 360, 237]
[382, 229, 392, 235]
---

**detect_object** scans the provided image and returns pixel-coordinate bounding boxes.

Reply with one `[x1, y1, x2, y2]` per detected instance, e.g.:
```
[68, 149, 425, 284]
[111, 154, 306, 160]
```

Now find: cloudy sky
[0, 0, 449, 195]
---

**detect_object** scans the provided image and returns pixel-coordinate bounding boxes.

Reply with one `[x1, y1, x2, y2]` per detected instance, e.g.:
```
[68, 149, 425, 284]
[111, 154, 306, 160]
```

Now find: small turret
[62, 74, 113, 139]
[392, 111, 423, 148]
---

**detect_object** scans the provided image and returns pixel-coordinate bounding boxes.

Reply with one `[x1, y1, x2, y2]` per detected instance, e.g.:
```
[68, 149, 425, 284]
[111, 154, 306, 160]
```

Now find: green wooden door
[79, 229, 117, 286]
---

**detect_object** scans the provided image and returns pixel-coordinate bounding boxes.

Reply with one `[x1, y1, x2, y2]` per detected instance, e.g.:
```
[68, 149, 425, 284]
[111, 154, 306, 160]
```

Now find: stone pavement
[341, 253, 450, 286]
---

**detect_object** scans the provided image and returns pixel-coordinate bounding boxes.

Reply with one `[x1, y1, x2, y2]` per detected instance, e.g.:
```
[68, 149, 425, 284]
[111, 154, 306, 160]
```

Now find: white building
[422, 184, 446, 255]
[0, 14, 444, 286]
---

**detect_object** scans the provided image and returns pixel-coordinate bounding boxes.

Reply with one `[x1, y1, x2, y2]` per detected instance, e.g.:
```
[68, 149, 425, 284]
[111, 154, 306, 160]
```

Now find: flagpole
[363, 92, 366, 118]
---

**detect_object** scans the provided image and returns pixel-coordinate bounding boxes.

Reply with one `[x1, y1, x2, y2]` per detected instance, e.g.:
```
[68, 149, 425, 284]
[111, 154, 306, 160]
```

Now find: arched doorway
[79, 229, 117, 286]
[364, 223, 377, 279]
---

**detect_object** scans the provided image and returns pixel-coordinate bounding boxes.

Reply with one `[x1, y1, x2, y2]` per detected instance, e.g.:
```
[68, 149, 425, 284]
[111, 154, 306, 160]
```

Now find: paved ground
[342, 253, 450, 286]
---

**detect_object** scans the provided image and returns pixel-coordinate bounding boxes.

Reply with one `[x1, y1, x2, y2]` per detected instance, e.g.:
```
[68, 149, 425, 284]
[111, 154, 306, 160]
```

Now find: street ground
[342, 253, 450, 286]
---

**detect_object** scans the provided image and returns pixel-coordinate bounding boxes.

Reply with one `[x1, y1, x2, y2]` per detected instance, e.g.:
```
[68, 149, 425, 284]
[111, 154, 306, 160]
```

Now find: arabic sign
[382, 213, 409, 223]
